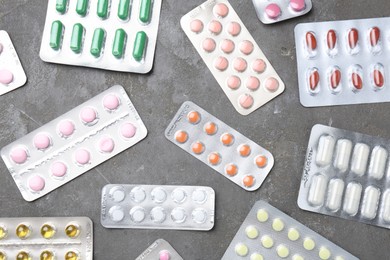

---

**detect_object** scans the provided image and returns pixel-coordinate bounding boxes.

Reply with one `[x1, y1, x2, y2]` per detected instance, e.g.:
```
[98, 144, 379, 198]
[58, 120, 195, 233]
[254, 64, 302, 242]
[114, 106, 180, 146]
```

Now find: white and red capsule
[329, 67, 341, 91]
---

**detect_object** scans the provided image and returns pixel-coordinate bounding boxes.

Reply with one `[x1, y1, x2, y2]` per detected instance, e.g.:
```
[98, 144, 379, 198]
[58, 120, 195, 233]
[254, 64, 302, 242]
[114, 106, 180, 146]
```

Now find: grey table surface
[1, 0, 390, 259]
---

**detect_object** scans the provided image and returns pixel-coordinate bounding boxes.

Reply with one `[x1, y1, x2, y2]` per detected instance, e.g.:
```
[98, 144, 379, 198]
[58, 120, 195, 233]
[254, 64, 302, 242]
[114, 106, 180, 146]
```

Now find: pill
[221, 39, 234, 53]
[192, 189, 207, 204]
[240, 40, 254, 55]
[368, 146, 387, 179]
[265, 3, 281, 19]
[41, 224, 56, 239]
[112, 29, 127, 58]
[65, 223, 80, 238]
[227, 22, 241, 36]
[90, 28, 105, 57]
[191, 208, 207, 223]
[118, 0, 130, 20]
[28, 175, 45, 192]
[352, 72, 363, 90]
[190, 19, 203, 33]
[308, 70, 320, 91]
[288, 228, 300, 241]
[103, 94, 120, 110]
[265, 77, 279, 92]
[10, 147, 28, 164]
[191, 141, 204, 154]
[250, 253, 263, 260]
[99, 136, 115, 153]
[348, 28, 359, 49]
[33, 133, 51, 150]
[204, 122, 217, 135]
[257, 209, 268, 222]
[272, 218, 284, 231]
[319, 247, 331, 260]
[209, 20, 222, 35]
[245, 225, 259, 239]
[130, 187, 146, 202]
[277, 244, 289, 258]
[97, 0, 109, 18]
[369, 27, 380, 47]
[16, 224, 31, 239]
[351, 143, 370, 176]
[70, 23, 84, 54]
[213, 3, 229, 17]
[110, 188, 125, 202]
[110, 206, 125, 222]
[315, 135, 335, 167]
[214, 57, 228, 71]
[121, 122, 137, 138]
[308, 174, 327, 206]
[303, 237, 315, 250]
[58, 120, 75, 137]
[221, 133, 234, 146]
[172, 188, 187, 203]
[202, 38, 216, 52]
[235, 243, 248, 256]
[50, 20, 63, 50]
[330, 68, 341, 89]
[208, 152, 221, 165]
[133, 31, 147, 61]
[159, 250, 170, 260]
[41, 251, 54, 260]
[171, 208, 186, 223]
[243, 175, 255, 187]
[151, 187, 167, 203]
[252, 59, 266, 73]
[239, 144, 251, 157]
[233, 58, 247, 72]
[381, 191, 390, 222]
[292, 255, 304, 260]
[225, 163, 238, 176]
[290, 0, 305, 12]
[255, 155, 267, 168]
[75, 148, 91, 165]
[343, 182, 362, 216]
[226, 76, 241, 89]
[151, 207, 166, 223]
[245, 76, 260, 90]
[361, 186, 380, 219]
[261, 235, 273, 248]
[373, 69, 384, 88]
[76, 0, 88, 16]
[326, 179, 345, 211]
[327, 30, 337, 50]
[187, 111, 200, 124]
[305, 32, 317, 51]
[0, 226, 6, 239]
[16, 252, 30, 259]
[239, 94, 254, 109]
[333, 139, 352, 172]
[65, 251, 79, 260]
[140, 0, 152, 23]
[56, 0, 68, 14]
[175, 130, 188, 143]
[80, 107, 97, 124]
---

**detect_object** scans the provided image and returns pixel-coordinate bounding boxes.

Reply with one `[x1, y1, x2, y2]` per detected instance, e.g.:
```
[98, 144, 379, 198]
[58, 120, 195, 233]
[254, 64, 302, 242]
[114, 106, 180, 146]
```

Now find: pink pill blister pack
[1, 85, 147, 202]
[165, 101, 274, 191]
[136, 239, 183, 260]
[181, 0, 285, 115]
[298, 124, 390, 229]
[295, 17, 390, 107]
[0, 31, 27, 95]
[222, 200, 358, 260]
[252, 0, 312, 24]
[101, 184, 215, 230]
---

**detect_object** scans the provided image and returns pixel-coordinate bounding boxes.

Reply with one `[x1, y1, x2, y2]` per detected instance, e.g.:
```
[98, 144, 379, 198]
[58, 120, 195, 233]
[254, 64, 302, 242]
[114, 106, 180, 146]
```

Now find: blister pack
[135, 239, 183, 260]
[295, 17, 390, 107]
[222, 200, 358, 260]
[101, 184, 215, 230]
[39, 0, 162, 73]
[298, 124, 390, 229]
[0, 217, 93, 260]
[252, 0, 312, 24]
[165, 101, 274, 191]
[1, 85, 147, 201]
[0, 31, 27, 95]
[181, 0, 285, 115]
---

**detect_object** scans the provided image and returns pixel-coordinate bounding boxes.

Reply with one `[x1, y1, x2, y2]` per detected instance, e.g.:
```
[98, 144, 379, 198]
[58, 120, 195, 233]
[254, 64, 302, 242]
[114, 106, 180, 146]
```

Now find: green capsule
[76, 0, 88, 16]
[112, 29, 127, 58]
[70, 23, 84, 53]
[139, 0, 151, 23]
[56, 0, 68, 14]
[97, 0, 109, 19]
[50, 21, 64, 50]
[90, 28, 105, 57]
[118, 0, 130, 20]
[132, 31, 147, 61]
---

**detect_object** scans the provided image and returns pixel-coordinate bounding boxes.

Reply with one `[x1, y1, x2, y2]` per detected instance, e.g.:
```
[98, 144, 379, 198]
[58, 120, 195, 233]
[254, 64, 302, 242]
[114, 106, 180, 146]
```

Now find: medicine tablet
[351, 143, 370, 176]
[50, 161, 66, 179]
[261, 235, 274, 248]
[130, 207, 146, 223]
[245, 225, 259, 239]
[288, 228, 300, 241]
[333, 139, 352, 172]
[326, 179, 344, 211]
[272, 218, 284, 231]
[360, 186, 380, 219]
[235, 243, 248, 256]
[315, 135, 335, 167]
[303, 237, 315, 250]
[277, 244, 289, 258]
[368, 146, 387, 180]
[343, 182, 362, 216]
[308, 174, 327, 206]
[135, 239, 183, 260]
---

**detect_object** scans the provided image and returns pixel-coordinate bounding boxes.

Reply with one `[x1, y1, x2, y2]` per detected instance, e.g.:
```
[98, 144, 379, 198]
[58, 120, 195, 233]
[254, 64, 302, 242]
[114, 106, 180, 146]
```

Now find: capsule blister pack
[295, 17, 390, 107]
[39, 0, 162, 73]
[1, 85, 147, 201]
[298, 124, 390, 229]
[181, 0, 285, 115]
[252, 0, 312, 24]
[165, 101, 274, 191]
[222, 200, 358, 260]
[0, 31, 27, 95]
[101, 184, 215, 230]
[136, 239, 183, 260]
[0, 217, 93, 260]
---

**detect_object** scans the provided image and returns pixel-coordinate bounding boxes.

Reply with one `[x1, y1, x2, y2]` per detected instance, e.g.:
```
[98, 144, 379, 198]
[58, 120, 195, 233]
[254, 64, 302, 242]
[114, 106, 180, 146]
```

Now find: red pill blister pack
[0, 31, 27, 95]
[165, 101, 274, 191]
[181, 0, 285, 115]
[252, 0, 312, 24]
[1, 85, 147, 201]
[295, 17, 390, 107]
[136, 239, 183, 260]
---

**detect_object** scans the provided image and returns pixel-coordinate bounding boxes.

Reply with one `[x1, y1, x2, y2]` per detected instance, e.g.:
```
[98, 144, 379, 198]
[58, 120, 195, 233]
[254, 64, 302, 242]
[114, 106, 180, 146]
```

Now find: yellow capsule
[65, 223, 80, 238]
[41, 224, 56, 239]
[16, 251, 30, 260]
[65, 251, 79, 260]
[40, 250, 54, 260]
[16, 224, 31, 239]
[0, 225, 7, 239]
[0, 252, 6, 260]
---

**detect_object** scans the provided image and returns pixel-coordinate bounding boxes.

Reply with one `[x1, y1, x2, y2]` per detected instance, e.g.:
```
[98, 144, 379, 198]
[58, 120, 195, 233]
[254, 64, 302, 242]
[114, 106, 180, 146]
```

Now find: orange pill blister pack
[136, 239, 183, 260]
[165, 101, 274, 191]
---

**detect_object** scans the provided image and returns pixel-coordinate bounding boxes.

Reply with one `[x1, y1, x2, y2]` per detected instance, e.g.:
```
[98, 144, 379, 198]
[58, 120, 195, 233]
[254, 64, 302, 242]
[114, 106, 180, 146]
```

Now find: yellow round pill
[272, 218, 284, 231]
[335, 256, 345, 260]
[292, 254, 304, 260]
[0, 252, 6, 260]
[0, 225, 7, 239]
[41, 224, 56, 239]
[250, 253, 264, 260]
[261, 235, 274, 248]
[16, 251, 30, 260]
[256, 209, 268, 222]
[288, 228, 300, 241]
[65, 223, 80, 238]
[303, 237, 315, 251]
[245, 225, 259, 239]
[41, 250, 54, 260]
[16, 224, 31, 239]
[65, 251, 79, 260]
[235, 243, 248, 256]
[277, 244, 289, 258]
[319, 246, 331, 260]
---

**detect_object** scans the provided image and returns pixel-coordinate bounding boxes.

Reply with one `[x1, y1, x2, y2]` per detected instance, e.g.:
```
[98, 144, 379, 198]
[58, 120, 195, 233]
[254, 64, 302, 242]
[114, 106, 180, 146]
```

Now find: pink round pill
[51, 161, 67, 177]
[290, 0, 306, 12]
[0, 69, 14, 84]
[233, 58, 247, 72]
[228, 22, 241, 36]
[0, 43, 3, 54]
[252, 59, 267, 73]
[10, 147, 28, 164]
[75, 148, 91, 165]
[227, 76, 241, 90]
[214, 57, 229, 71]
[202, 38, 216, 52]
[220, 39, 235, 54]
[208, 20, 222, 35]
[239, 94, 254, 109]
[159, 250, 171, 260]
[103, 94, 120, 111]
[246, 77, 260, 90]
[99, 136, 115, 153]
[213, 3, 229, 17]
[240, 40, 254, 55]
[80, 107, 97, 124]
[28, 175, 45, 192]
[58, 120, 75, 137]
[33, 133, 51, 150]
[121, 123, 137, 138]
[265, 3, 281, 19]
[190, 19, 203, 33]
[265, 77, 279, 92]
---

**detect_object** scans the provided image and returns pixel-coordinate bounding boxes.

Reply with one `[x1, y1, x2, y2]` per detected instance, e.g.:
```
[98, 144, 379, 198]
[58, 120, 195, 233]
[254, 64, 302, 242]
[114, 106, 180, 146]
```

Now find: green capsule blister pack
[40, 0, 162, 73]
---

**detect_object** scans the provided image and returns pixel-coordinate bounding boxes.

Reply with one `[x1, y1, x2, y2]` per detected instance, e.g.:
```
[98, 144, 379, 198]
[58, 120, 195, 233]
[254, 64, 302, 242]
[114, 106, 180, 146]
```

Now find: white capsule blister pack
[136, 239, 183, 260]
[181, 0, 285, 115]
[100, 184, 215, 230]
[39, 0, 162, 73]
[1, 85, 147, 201]
[0, 31, 27, 95]
[165, 101, 274, 191]
[295, 17, 390, 107]
[222, 200, 358, 260]
[252, 0, 312, 24]
[0, 217, 93, 260]
[298, 124, 390, 229]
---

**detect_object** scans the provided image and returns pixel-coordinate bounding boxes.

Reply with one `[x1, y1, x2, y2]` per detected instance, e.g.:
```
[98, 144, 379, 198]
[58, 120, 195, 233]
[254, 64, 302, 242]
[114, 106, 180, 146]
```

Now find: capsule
[139, 0, 152, 23]
[327, 29, 337, 50]
[381, 191, 390, 222]
[329, 68, 341, 90]
[326, 179, 344, 211]
[70, 23, 84, 54]
[308, 174, 327, 206]
[118, 0, 131, 20]
[97, 0, 109, 18]
[369, 27, 380, 47]
[133, 31, 147, 61]
[90, 28, 105, 57]
[361, 186, 380, 219]
[305, 32, 317, 51]
[348, 28, 359, 50]
[343, 182, 362, 216]
[56, 0, 68, 14]
[76, 0, 88, 16]
[315, 135, 335, 167]
[308, 69, 320, 93]
[333, 139, 352, 172]
[351, 71, 363, 90]
[351, 143, 370, 176]
[49, 21, 64, 50]
[373, 67, 384, 88]
[368, 146, 387, 180]
[112, 29, 127, 58]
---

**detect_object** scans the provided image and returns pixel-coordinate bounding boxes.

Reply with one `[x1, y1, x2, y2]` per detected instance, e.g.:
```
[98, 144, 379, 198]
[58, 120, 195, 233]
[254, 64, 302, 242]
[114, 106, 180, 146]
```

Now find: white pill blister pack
[222, 200, 358, 260]
[298, 124, 390, 229]
[181, 0, 285, 115]
[165, 101, 274, 191]
[101, 184, 215, 230]
[295, 17, 390, 107]
[252, 0, 312, 24]
[1, 85, 147, 201]
[136, 239, 183, 260]
[0, 31, 27, 95]
[0, 217, 93, 260]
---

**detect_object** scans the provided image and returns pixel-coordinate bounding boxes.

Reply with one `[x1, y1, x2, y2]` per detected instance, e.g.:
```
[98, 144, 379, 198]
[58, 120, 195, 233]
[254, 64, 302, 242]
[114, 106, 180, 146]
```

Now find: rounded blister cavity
[265, 77, 279, 92]
[333, 139, 352, 172]
[187, 111, 201, 124]
[202, 38, 216, 53]
[58, 119, 75, 138]
[326, 29, 338, 57]
[288, 228, 300, 241]
[208, 20, 222, 35]
[289, 0, 306, 12]
[204, 122, 218, 135]
[208, 152, 221, 165]
[245, 225, 258, 239]
[277, 244, 290, 258]
[98, 136, 115, 153]
[0, 69, 14, 84]
[130, 206, 146, 223]
[348, 65, 363, 92]
[171, 188, 187, 203]
[74, 148, 91, 165]
[16, 223, 31, 239]
[235, 243, 248, 256]
[191, 141, 205, 154]
[252, 59, 266, 74]
[239, 40, 253, 55]
[213, 3, 229, 18]
[343, 182, 362, 216]
[80, 106, 98, 125]
[227, 22, 241, 36]
[272, 218, 284, 231]
[243, 175, 255, 188]
[227, 76, 241, 90]
[120, 122, 137, 139]
[256, 208, 269, 222]
[214, 56, 229, 71]
[381, 190, 390, 222]
[221, 133, 234, 146]
[261, 235, 273, 248]
[16, 251, 30, 260]
[328, 66, 342, 93]
[151, 187, 167, 203]
[371, 63, 385, 90]
[250, 253, 264, 260]
[10, 146, 29, 164]
[326, 178, 345, 211]
[238, 94, 254, 109]
[151, 207, 167, 223]
[303, 237, 315, 251]
[109, 206, 125, 222]
[368, 146, 388, 180]
[28, 174, 45, 192]
[190, 19, 203, 34]
[65, 223, 80, 239]
[246, 77, 260, 91]
[109, 186, 126, 202]
[368, 26, 381, 53]
[33, 133, 52, 150]
[130, 186, 146, 203]
[159, 250, 171, 260]
[315, 135, 335, 167]
[292, 254, 304, 260]
[265, 3, 281, 19]
[221, 39, 235, 54]
[225, 163, 238, 176]
[305, 31, 318, 58]
[192, 189, 207, 204]
[319, 246, 331, 260]
[171, 207, 187, 223]
[308, 174, 327, 206]
[41, 250, 55, 260]
[51, 161, 68, 178]
[40, 223, 56, 239]
[0, 225, 8, 239]
[103, 94, 121, 111]
[191, 208, 207, 224]
[347, 28, 360, 55]
[360, 186, 380, 219]
[65, 250, 79, 260]
[233, 57, 247, 72]
[351, 143, 370, 176]
[307, 68, 320, 95]
[174, 130, 188, 144]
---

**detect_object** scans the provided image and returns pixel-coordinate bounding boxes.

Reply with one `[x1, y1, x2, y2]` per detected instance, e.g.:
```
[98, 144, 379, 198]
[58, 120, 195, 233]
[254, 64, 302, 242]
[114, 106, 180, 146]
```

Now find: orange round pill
[204, 122, 218, 135]
[208, 152, 221, 165]
[225, 163, 238, 176]
[187, 111, 201, 124]
[239, 144, 251, 157]
[175, 131, 188, 143]
[243, 175, 255, 187]
[255, 155, 267, 168]
[221, 133, 234, 146]
[191, 141, 205, 154]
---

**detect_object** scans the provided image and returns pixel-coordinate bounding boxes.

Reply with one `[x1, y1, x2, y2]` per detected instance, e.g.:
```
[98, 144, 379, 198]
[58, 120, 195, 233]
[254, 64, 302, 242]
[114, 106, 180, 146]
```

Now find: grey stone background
[1, 0, 389, 259]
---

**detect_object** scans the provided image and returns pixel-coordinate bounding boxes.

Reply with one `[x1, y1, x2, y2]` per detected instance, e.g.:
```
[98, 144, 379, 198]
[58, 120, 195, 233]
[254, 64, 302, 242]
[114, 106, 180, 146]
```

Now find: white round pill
[171, 207, 187, 223]
[130, 186, 146, 203]
[151, 207, 166, 223]
[109, 206, 125, 222]
[110, 187, 125, 202]
[172, 188, 187, 203]
[130, 207, 146, 223]
[152, 187, 167, 203]
[192, 189, 207, 204]
[192, 208, 208, 224]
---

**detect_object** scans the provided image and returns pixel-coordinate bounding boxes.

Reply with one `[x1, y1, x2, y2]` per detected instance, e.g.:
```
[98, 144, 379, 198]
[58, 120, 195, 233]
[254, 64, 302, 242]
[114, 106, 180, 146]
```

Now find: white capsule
[308, 174, 327, 206]
[361, 186, 380, 219]
[333, 139, 352, 172]
[343, 182, 362, 216]
[381, 191, 390, 222]
[368, 146, 388, 180]
[351, 143, 370, 176]
[315, 135, 335, 167]
[326, 179, 345, 211]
